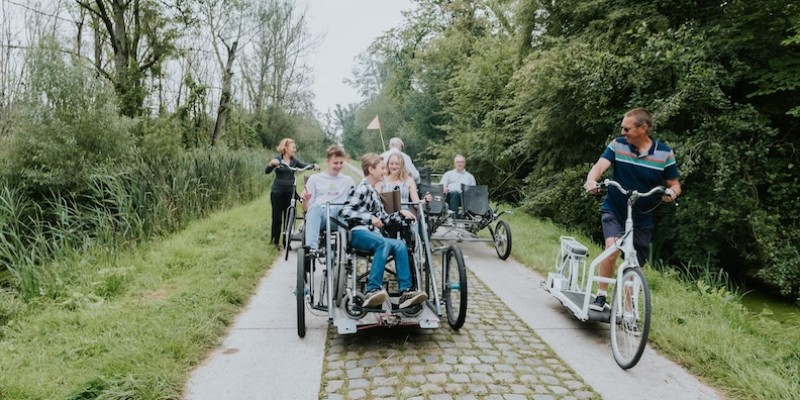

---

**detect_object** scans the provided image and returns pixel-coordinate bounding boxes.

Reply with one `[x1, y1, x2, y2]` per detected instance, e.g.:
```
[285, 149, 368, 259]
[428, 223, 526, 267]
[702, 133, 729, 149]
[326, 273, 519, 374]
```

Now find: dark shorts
[601, 212, 653, 267]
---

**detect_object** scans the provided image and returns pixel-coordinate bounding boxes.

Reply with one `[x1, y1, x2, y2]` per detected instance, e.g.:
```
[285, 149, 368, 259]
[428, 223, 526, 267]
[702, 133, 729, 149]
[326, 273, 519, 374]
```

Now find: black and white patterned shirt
[339, 178, 403, 230]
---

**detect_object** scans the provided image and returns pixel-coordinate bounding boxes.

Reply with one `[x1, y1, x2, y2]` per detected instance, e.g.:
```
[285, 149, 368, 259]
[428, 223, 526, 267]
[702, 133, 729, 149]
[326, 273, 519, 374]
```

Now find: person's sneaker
[363, 289, 388, 308]
[398, 290, 428, 308]
[589, 294, 607, 311]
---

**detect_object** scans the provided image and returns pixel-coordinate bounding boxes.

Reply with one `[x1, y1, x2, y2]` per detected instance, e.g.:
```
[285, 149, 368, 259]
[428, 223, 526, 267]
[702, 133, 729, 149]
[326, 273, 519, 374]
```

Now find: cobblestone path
[319, 270, 600, 400]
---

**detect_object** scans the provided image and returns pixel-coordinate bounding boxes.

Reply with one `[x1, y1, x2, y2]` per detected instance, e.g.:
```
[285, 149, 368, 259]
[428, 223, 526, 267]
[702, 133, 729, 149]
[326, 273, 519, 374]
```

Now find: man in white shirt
[440, 154, 476, 215]
[380, 137, 420, 184]
[301, 145, 355, 251]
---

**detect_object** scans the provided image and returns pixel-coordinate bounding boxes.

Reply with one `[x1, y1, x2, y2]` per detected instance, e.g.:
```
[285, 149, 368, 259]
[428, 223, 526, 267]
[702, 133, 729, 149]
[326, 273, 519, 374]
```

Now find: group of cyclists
[266, 106, 682, 314]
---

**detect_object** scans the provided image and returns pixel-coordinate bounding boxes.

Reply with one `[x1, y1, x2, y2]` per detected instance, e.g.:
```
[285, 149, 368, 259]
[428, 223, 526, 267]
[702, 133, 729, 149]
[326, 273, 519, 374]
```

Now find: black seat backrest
[418, 166, 431, 185]
[418, 183, 445, 215]
[461, 184, 490, 216]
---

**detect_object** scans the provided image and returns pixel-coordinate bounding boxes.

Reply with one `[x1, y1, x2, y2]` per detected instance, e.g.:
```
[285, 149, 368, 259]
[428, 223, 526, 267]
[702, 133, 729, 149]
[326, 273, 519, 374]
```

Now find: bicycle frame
[544, 179, 665, 369]
[547, 180, 661, 321]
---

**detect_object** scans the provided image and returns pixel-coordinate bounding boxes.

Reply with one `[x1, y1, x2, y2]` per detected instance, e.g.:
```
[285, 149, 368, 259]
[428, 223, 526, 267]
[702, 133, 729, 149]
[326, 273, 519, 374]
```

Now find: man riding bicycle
[583, 107, 682, 311]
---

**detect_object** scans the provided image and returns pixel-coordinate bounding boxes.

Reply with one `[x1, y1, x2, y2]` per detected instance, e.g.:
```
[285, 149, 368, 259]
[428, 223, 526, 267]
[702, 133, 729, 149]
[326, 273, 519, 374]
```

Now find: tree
[196, 0, 250, 146]
[239, 0, 315, 116]
[75, 0, 187, 117]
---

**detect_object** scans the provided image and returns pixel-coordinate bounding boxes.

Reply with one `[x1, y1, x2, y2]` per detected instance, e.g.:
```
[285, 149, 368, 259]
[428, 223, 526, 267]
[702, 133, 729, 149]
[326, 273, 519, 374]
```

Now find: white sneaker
[363, 289, 388, 308]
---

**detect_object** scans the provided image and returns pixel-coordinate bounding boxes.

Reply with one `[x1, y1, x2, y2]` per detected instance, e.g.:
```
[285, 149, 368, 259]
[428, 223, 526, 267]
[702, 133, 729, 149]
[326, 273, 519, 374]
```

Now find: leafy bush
[1, 38, 137, 197]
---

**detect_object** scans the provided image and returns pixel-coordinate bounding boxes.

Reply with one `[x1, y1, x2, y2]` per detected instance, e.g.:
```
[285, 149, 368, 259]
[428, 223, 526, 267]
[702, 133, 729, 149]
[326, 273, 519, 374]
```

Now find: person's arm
[339, 185, 372, 226]
[467, 172, 476, 187]
[301, 175, 315, 212]
[265, 157, 280, 174]
[404, 153, 420, 183]
[583, 158, 612, 193]
[440, 171, 451, 193]
[292, 157, 308, 169]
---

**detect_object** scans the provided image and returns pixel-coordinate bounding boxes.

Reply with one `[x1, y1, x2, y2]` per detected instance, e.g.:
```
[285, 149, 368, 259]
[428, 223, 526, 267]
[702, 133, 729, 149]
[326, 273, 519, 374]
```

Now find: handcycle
[419, 183, 513, 260]
[543, 179, 672, 369]
[295, 200, 468, 337]
[277, 160, 316, 261]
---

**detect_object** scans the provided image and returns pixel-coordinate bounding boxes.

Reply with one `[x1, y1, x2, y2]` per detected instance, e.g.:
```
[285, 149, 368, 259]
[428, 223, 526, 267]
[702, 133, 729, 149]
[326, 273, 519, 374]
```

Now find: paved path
[184, 237, 723, 400]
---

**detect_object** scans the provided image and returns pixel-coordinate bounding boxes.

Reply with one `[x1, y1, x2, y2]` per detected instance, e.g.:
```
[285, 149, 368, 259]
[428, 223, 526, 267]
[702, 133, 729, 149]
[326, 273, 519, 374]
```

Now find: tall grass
[0, 148, 270, 306]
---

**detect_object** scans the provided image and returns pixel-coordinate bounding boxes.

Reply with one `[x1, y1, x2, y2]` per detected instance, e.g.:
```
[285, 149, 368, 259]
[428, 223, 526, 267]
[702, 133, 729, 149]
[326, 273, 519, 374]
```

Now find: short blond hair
[276, 138, 295, 155]
[361, 153, 382, 176]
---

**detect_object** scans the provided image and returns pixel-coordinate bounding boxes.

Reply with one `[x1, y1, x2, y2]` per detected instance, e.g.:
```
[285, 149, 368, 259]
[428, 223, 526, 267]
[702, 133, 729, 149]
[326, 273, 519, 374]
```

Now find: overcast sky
[301, 0, 414, 115]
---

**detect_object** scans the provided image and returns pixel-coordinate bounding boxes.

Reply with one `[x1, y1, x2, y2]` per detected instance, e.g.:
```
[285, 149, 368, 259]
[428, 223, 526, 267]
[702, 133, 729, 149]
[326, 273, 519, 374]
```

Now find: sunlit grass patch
[0, 195, 277, 399]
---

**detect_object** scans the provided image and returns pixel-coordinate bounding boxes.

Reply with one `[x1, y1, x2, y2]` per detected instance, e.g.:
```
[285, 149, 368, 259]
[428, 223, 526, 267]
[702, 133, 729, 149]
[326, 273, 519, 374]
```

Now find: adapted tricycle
[418, 182, 512, 260]
[295, 200, 468, 337]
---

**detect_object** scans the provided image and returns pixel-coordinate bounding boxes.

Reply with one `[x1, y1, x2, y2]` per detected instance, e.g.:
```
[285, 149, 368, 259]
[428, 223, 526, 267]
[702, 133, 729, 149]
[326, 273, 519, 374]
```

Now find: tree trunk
[211, 40, 238, 146]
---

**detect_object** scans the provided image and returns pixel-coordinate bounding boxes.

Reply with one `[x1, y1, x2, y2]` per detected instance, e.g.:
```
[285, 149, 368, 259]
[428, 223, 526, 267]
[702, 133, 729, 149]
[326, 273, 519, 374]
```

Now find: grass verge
[0, 195, 276, 399]
[503, 210, 800, 400]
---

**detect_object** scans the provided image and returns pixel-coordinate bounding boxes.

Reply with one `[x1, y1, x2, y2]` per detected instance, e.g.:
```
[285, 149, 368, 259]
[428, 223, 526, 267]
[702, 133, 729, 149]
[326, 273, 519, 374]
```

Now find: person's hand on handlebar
[269, 159, 280, 168]
[583, 180, 601, 195]
[662, 188, 677, 203]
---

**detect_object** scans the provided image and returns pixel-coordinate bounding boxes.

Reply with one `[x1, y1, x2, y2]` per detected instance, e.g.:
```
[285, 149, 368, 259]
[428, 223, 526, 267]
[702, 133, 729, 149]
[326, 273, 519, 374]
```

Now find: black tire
[335, 231, 348, 307]
[444, 245, 468, 330]
[610, 267, 651, 369]
[493, 220, 512, 260]
[296, 247, 306, 338]
[284, 206, 296, 261]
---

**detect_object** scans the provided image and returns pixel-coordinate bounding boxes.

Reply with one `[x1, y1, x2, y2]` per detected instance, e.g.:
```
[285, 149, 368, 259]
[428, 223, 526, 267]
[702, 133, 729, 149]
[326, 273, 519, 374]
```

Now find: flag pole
[367, 115, 386, 152]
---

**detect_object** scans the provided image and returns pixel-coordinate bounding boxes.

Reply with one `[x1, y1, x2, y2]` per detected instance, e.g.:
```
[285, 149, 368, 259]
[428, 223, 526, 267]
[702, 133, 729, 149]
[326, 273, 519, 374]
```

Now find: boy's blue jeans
[350, 228, 412, 293]
[304, 204, 343, 250]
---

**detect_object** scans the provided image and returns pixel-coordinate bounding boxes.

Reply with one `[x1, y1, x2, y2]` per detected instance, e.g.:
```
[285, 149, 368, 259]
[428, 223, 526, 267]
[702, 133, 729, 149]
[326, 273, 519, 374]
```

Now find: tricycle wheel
[296, 247, 306, 338]
[493, 220, 512, 260]
[443, 245, 467, 330]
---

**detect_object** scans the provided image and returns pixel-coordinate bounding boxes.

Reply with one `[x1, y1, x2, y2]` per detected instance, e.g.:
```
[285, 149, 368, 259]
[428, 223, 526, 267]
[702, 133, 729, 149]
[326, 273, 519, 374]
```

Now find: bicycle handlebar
[278, 160, 317, 172]
[600, 180, 664, 197]
[599, 179, 678, 206]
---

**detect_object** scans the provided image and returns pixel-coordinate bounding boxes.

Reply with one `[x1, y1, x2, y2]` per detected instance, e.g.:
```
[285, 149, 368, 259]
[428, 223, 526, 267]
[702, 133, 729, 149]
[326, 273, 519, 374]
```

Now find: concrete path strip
[183, 250, 327, 400]
[459, 242, 724, 400]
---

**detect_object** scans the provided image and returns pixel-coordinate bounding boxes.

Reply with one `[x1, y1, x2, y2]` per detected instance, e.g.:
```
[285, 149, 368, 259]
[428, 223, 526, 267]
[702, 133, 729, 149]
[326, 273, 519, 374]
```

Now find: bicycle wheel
[284, 206, 296, 261]
[335, 231, 348, 307]
[444, 245, 467, 330]
[296, 247, 306, 338]
[610, 267, 651, 369]
[493, 220, 512, 260]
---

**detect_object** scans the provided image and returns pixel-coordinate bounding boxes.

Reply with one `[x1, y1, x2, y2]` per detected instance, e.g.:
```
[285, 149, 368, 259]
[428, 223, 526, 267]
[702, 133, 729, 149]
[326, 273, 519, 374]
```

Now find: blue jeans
[304, 204, 342, 250]
[445, 192, 461, 214]
[350, 228, 412, 293]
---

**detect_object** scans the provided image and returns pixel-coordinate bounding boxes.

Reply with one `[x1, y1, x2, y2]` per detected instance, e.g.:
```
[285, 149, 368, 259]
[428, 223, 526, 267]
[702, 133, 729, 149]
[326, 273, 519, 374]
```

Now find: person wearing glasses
[440, 154, 476, 216]
[583, 107, 682, 312]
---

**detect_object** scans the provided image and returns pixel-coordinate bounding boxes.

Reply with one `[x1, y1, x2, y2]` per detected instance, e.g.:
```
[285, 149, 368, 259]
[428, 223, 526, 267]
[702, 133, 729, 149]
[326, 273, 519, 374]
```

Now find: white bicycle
[544, 179, 672, 369]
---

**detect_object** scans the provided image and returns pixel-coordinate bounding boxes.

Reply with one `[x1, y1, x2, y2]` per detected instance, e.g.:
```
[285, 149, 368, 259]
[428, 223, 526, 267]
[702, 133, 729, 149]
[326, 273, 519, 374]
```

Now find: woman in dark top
[265, 138, 311, 246]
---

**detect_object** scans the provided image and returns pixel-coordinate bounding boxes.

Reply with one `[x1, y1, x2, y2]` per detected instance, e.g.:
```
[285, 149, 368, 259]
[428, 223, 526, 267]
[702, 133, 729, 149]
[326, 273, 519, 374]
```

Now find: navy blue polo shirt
[600, 136, 679, 228]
